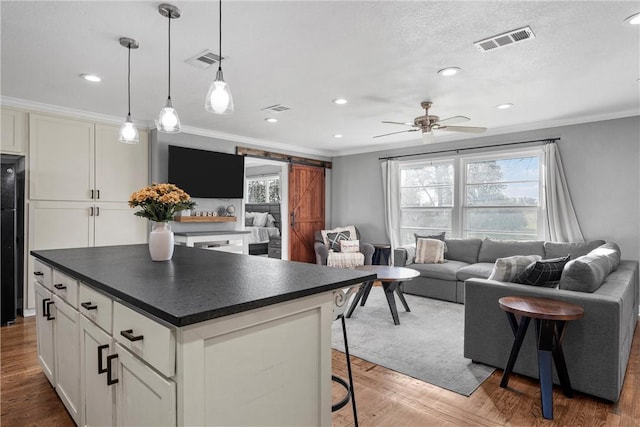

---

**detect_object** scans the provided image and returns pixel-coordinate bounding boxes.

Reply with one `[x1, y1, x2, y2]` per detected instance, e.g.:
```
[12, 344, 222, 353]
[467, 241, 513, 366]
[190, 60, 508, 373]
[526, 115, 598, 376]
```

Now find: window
[398, 149, 542, 244]
[399, 160, 454, 244]
[246, 175, 280, 203]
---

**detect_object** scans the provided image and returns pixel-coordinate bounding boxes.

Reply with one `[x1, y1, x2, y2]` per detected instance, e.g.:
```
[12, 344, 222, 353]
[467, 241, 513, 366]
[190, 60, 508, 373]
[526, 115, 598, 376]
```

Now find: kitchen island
[31, 244, 375, 427]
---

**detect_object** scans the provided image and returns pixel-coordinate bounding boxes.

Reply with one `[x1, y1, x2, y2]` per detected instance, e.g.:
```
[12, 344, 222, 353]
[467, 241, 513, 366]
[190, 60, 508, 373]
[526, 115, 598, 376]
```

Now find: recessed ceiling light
[80, 73, 102, 82]
[497, 103, 514, 109]
[265, 118, 278, 123]
[624, 12, 640, 25]
[333, 98, 348, 105]
[333, 134, 343, 138]
[437, 67, 460, 77]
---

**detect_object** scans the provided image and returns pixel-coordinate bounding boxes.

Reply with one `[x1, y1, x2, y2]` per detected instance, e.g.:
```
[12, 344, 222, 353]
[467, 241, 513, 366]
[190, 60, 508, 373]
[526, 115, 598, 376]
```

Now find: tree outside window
[247, 175, 280, 203]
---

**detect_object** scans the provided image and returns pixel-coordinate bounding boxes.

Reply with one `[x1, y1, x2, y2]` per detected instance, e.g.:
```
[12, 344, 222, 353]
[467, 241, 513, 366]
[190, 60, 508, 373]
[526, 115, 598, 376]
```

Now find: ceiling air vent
[474, 26, 536, 52]
[185, 49, 223, 69]
[260, 104, 291, 113]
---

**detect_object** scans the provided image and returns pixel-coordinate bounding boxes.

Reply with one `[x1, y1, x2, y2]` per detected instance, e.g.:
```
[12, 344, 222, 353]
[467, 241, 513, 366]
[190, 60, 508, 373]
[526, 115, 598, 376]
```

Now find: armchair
[314, 226, 375, 266]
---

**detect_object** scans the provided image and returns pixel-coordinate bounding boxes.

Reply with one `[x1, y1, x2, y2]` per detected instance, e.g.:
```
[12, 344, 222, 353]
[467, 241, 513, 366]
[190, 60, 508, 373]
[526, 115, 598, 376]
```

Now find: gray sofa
[395, 238, 639, 402]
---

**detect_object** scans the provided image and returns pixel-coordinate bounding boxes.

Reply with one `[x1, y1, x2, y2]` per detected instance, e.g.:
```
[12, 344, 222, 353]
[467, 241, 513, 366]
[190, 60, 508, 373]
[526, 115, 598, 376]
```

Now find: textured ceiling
[1, 1, 639, 156]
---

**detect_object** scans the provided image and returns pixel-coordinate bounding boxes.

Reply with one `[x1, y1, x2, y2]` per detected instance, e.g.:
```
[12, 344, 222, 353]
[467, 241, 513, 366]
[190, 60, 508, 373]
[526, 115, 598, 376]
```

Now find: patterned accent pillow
[488, 255, 542, 282]
[415, 232, 447, 252]
[514, 255, 571, 287]
[326, 231, 351, 252]
[340, 239, 360, 253]
[415, 238, 445, 264]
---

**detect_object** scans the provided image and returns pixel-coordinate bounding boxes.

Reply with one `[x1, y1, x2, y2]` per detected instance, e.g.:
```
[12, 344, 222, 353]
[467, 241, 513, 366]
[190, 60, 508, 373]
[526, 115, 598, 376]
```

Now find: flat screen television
[168, 145, 245, 199]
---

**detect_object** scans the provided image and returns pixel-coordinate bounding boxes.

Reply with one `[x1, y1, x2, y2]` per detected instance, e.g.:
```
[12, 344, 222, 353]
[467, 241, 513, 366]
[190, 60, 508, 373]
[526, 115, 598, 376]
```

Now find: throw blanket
[327, 252, 365, 268]
[415, 238, 445, 264]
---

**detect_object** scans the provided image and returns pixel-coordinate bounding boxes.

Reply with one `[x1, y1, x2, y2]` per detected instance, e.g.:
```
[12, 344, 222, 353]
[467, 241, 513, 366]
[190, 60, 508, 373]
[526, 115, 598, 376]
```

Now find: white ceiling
[2, 1, 639, 157]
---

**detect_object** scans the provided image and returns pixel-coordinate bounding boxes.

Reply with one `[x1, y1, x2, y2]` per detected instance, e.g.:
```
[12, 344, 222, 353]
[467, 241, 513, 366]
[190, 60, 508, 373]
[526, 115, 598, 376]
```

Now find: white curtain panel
[381, 160, 401, 264]
[544, 142, 584, 242]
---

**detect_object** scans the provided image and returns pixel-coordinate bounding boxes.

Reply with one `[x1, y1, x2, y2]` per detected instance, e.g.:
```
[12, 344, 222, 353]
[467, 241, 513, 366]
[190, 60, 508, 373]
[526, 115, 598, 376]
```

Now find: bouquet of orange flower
[129, 183, 196, 222]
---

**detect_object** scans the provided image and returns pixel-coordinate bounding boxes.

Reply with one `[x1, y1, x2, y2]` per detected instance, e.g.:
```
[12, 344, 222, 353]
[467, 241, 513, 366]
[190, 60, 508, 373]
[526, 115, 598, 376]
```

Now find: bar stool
[332, 288, 359, 427]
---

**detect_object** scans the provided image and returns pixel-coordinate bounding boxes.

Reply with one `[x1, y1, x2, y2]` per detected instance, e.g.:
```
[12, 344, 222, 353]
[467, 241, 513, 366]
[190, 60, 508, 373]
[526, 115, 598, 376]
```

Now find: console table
[174, 230, 250, 254]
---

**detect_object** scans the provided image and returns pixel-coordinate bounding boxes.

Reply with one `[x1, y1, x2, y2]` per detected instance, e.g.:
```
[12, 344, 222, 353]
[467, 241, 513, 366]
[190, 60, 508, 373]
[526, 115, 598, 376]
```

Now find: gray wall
[246, 165, 282, 177]
[330, 116, 640, 262]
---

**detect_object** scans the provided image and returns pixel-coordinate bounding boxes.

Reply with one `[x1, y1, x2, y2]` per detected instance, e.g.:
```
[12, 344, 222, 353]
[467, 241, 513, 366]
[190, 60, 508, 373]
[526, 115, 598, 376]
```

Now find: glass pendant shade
[422, 131, 434, 144]
[205, 69, 234, 114]
[119, 114, 139, 144]
[157, 98, 181, 133]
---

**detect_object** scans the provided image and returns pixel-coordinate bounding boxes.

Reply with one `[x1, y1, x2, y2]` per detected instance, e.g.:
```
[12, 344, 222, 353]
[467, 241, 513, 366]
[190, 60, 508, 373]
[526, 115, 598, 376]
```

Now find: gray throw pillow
[326, 231, 351, 252]
[488, 255, 542, 282]
[245, 216, 254, 226]
[514, 255, 570, 287]
[559, 243, 621, 293]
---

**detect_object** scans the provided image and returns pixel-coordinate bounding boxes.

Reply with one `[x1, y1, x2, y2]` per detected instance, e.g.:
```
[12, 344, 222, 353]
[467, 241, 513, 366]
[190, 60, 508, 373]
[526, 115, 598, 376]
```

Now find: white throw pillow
[488, 255, 542, 282]
[415, 238, 445, 264]
[340, 239, 360, 253]
[250, 211, 269, 227]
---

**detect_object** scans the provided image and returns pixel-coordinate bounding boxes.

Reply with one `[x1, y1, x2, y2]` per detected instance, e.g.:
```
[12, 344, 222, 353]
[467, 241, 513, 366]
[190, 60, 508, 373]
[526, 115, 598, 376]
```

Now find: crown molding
[333, 109, 640, 157]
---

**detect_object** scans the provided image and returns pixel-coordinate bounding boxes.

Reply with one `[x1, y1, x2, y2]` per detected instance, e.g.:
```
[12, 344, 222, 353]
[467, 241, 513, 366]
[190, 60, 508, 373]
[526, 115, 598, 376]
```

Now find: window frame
[245, 174, 281, 204]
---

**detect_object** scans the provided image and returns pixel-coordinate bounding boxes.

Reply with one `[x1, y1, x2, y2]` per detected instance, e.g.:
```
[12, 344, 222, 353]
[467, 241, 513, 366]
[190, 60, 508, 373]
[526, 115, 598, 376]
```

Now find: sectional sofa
[394, 238, 639, 402]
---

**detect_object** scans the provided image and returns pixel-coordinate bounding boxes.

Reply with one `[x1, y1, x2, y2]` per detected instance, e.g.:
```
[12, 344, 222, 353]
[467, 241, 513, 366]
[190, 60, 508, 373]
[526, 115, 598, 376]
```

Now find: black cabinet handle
[34, 271, 44, 276]
[89, 207, 94, 216]
[120, 329, 144, 342]
[42, 298, 50, 317]
[54, 283, 67, 290]
[96, 206, 100, 216]
[96, 189, 100, 200]
[81, 301, 98, 310]
[90, 189, 94, 199]
[106, 354, 119, 385]
[45, 300, 55, 320]
[97, 344, 109, 374]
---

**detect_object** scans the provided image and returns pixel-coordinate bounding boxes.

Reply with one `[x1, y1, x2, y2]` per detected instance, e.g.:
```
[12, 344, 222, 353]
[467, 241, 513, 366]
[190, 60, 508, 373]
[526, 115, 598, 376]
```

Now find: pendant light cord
[218, 0, 222, 72]
[168, 11, 172, 99]
[127, 44, 132, 116]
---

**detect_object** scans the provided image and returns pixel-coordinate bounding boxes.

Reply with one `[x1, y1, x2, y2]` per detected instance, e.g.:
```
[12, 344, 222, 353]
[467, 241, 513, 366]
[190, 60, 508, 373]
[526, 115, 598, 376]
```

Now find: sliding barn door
[288, 164, 325, 263]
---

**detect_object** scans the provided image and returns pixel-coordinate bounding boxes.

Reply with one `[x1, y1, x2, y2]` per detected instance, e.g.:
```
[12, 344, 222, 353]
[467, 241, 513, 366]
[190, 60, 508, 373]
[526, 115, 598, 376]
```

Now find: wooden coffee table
[498, 296, 584, 420]
[346, 265, 420, 325]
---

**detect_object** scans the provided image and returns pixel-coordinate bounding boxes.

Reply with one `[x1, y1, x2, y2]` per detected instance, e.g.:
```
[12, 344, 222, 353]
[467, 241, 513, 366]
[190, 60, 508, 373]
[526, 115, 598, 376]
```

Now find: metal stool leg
[341, 315, 359, 427]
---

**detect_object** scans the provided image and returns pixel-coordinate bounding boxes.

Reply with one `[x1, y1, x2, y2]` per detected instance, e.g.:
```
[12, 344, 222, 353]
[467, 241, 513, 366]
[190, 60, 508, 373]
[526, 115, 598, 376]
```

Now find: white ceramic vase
[149, 222, 174, 261]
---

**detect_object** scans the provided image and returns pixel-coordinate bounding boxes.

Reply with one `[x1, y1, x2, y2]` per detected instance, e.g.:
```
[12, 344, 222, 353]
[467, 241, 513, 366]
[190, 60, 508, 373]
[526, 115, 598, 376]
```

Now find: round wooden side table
[498, 296, 584, 420]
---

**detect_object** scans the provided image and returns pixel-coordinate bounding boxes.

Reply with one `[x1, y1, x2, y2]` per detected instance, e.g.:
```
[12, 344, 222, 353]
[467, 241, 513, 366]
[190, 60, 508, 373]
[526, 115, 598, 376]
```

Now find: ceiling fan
[374, 101, 487, 144]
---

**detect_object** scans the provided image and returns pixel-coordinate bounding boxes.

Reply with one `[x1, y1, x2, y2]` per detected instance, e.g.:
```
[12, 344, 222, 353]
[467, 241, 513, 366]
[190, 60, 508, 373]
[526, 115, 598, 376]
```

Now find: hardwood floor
[2, 315, 638, 426]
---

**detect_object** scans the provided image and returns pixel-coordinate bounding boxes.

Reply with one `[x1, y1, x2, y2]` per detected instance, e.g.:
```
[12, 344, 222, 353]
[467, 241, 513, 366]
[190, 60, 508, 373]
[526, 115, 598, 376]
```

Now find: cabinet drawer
[113, 302, 175, 378]
[52, 270, 79, 308]
[79, 284, 113, 334]
[268, 248, 281, 258]
[33, 259, 53, 290]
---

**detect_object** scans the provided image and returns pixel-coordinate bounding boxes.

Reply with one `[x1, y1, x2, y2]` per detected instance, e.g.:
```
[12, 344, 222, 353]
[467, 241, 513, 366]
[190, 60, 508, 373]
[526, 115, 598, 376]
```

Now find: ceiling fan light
[157, 98, 181, 133]
[422, 131, 434, 144]
[205, 69, 234, 114]
[119, 114, 139, 144]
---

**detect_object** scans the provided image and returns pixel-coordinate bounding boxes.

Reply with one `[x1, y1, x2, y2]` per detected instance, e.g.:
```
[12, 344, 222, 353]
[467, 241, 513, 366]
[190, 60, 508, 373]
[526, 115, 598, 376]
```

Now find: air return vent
[185, 49, 223, 69]
[474, 26, 536, 52]
[260, 104, 291, 113]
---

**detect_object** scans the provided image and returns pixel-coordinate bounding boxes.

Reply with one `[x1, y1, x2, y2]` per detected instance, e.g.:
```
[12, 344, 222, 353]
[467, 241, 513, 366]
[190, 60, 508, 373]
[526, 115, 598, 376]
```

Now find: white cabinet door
[95, 125, 148, 203]
[114, 343, 176, 427]
[29, 114, 95, 201]
[34, 281, 55, 385]
[1, 107, 27, 154]
[29, 201, 94, 249]
[94, 203, 147, 246]
[53, 294, 81, 425]
[80, 316, 115, 427]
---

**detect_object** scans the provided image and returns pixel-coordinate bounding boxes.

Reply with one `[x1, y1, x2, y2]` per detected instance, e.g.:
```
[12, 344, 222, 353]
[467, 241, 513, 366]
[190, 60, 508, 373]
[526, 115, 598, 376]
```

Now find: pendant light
[205, 0, 234, 114]
[157, 4, 181, 133]
[118, 37, 140, 144]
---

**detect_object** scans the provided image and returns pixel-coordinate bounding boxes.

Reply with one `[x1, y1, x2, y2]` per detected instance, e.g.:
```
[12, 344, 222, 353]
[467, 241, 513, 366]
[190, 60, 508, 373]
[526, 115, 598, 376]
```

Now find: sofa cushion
[444, 239, 482, 264]
[514, 255, 570, 287]
[478, 239, 545, 263]
[559, 243, 621, 293]
[456, 263, 494, 281]
[544, 240, 606, 259]
[410, 260, 469, 281]
[488, 255, 543, 282]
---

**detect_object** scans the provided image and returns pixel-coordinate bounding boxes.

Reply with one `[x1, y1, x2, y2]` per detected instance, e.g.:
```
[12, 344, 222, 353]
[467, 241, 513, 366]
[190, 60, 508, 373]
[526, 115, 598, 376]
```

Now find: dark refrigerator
[2, 156, 24, 325]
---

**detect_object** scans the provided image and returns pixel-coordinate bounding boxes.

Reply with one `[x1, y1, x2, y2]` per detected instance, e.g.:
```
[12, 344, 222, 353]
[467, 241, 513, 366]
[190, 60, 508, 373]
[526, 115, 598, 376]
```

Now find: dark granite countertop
[31, 245, 375, 327]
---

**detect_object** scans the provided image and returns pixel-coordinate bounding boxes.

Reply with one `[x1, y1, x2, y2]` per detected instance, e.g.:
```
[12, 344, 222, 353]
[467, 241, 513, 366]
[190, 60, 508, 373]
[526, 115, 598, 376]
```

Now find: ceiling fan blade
[435, 116, 470, 125]
[381, 121, 415, 127]
[373, 129, 419, 138]
[439, 125, 487, 133]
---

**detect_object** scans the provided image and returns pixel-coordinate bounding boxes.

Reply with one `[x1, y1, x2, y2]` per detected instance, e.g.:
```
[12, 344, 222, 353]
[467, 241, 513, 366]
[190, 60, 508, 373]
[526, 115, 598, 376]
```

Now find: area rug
[331, 290, 495, 396]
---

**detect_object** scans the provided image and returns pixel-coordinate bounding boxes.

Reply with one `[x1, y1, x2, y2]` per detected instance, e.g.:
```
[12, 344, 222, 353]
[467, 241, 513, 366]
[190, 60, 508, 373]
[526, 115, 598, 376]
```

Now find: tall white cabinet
[26, 113, 149, 310]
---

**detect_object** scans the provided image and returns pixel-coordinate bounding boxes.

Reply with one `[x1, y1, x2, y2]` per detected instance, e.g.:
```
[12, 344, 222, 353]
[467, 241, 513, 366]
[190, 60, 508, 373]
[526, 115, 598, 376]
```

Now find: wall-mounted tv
[168, 145, 245, 199]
